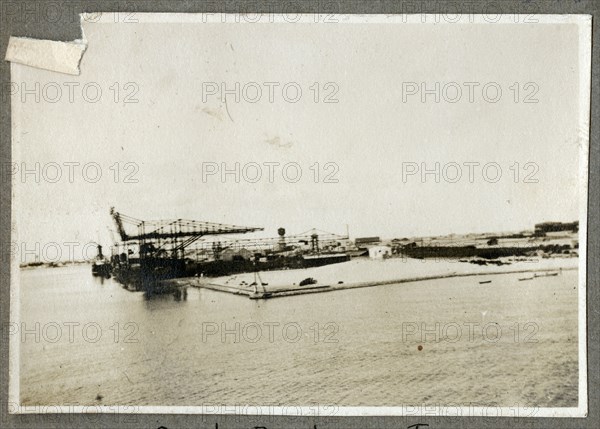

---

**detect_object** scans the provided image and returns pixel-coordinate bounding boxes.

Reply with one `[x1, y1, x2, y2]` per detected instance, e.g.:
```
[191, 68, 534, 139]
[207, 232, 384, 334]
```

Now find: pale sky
[12, 15, 589, 259]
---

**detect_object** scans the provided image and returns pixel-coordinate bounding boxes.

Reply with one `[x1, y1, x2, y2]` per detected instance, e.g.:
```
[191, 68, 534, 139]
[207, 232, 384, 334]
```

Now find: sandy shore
[170, 256, 579, 298]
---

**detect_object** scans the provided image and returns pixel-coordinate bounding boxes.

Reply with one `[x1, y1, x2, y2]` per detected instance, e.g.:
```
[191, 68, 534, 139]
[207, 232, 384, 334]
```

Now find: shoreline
[167, 257, 579, 299]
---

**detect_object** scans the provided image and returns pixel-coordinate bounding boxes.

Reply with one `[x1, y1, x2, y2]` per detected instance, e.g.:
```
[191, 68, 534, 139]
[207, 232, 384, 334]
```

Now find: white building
[368, 245, 392, 259]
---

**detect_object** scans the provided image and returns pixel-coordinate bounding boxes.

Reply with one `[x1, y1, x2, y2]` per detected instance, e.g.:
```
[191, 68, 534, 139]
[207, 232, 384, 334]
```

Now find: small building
[534, 221, 579, 235]
[355, 236, 381, 247]
[368, 245, 392, 259]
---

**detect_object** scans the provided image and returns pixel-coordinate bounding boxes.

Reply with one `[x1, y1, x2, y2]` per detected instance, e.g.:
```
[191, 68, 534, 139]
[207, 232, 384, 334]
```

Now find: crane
[109, 207, 264, 260]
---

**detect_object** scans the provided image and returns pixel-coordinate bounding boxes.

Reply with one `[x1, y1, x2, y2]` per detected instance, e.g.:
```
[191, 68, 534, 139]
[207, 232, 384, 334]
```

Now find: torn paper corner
[5, 36, 87, 76]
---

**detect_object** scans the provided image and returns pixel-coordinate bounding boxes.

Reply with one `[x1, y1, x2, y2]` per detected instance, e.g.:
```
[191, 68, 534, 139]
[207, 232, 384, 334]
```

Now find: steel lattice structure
[190, 228, 350, 258]
[110, 207, 264, 259]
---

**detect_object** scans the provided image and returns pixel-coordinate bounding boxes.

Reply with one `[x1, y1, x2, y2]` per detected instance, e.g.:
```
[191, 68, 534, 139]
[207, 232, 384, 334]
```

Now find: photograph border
[1, 1, 598, 428]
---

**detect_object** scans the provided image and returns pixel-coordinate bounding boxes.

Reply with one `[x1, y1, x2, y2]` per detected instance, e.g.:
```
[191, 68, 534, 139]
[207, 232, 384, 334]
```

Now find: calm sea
[17, 264, 578, 409]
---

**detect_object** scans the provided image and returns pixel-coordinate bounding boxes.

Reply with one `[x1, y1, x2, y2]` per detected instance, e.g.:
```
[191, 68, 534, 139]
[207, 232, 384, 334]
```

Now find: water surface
[18, 265, 578, 408]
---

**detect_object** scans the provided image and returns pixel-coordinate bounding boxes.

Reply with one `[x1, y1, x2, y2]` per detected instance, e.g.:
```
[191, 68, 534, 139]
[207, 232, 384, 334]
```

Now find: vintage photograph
[6, 13, 591, 417]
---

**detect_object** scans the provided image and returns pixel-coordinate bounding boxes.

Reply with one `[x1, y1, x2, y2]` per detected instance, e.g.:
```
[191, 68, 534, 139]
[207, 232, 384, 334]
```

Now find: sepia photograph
[4, 10, 592, 422]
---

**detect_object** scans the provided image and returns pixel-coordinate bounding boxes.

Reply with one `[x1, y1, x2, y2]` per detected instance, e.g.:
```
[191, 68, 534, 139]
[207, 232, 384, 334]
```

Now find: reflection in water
[173, 287, 188, 301]
[143, 286, 188, 302]
[91, 273, 111, 286]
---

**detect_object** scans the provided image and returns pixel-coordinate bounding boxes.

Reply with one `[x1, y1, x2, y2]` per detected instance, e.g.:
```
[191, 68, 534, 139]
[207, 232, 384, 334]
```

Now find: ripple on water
[19, 265, 579, 407]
